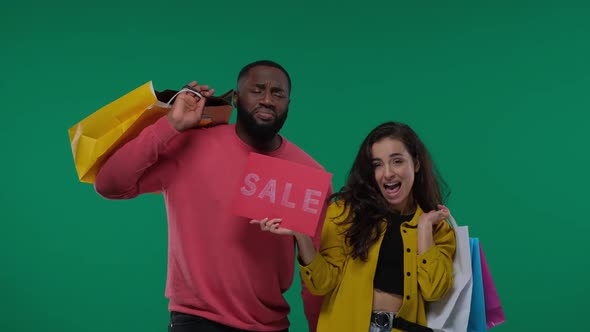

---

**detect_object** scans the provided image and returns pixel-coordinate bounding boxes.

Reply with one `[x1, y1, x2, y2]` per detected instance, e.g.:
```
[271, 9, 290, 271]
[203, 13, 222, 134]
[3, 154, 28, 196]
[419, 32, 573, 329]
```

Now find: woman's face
[371, 137, 418, 212]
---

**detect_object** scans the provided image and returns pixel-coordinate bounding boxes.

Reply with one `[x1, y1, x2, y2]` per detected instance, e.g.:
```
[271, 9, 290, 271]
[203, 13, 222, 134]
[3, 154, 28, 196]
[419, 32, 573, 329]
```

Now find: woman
[253, 121, 456, 332]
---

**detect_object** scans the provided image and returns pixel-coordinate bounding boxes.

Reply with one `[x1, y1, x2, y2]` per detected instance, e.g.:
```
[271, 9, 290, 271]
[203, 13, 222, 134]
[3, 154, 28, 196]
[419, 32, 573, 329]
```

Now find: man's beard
[236, 100, 288, 142]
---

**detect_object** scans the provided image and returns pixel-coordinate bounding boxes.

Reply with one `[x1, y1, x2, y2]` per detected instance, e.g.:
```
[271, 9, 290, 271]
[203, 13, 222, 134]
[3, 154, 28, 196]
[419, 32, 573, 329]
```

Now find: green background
[1, 1, 588, 331]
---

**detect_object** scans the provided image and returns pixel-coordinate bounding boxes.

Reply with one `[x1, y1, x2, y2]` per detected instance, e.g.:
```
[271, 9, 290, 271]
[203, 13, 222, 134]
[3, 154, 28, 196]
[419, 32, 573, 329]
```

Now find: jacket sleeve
[299, 201, 349, 296]
[94, 116, 180, 199]
[416, 220, 456, 301]
[299, 186, 333, 332]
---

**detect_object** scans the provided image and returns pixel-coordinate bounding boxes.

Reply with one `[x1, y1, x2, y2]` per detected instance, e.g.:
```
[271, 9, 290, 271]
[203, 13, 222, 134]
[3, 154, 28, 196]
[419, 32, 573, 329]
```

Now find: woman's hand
[250, 218, 297, 236]
[250, 218, 317, 264]
[417, 204, 450, 255]
[418, 204, 451, 227]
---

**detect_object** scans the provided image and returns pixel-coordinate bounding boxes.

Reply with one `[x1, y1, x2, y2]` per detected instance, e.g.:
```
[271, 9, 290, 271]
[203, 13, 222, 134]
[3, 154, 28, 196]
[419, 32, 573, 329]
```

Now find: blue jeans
[369, 321, 392, 332]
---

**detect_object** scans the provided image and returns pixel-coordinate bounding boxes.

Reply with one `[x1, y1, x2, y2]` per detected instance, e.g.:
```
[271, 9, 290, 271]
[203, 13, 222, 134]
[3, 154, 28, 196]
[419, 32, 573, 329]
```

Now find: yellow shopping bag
[68, 81, 234, 184]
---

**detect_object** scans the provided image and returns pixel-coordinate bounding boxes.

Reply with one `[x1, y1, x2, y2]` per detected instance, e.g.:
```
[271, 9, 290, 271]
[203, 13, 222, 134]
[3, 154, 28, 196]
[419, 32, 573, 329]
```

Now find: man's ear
[233, 90, 238, 107]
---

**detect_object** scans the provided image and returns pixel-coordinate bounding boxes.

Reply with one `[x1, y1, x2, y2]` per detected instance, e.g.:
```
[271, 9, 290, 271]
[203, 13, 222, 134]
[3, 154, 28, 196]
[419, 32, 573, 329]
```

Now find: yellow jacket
[299, 201, 456, 332]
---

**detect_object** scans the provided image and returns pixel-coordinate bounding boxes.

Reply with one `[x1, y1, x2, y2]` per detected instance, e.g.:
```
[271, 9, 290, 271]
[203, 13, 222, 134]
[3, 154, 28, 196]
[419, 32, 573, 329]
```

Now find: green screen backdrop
[1, 1, 589, 331]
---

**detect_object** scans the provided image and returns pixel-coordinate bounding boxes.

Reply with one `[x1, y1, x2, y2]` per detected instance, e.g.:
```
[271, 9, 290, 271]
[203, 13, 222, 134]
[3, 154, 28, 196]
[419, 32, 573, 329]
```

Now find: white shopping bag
[426, 215, 473, 332]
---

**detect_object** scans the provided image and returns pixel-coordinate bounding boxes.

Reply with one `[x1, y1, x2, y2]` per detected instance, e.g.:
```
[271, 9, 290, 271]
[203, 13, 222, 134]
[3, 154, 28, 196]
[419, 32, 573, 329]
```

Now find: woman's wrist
[294, 233, 317, 265]
[418, 218, 433, 228]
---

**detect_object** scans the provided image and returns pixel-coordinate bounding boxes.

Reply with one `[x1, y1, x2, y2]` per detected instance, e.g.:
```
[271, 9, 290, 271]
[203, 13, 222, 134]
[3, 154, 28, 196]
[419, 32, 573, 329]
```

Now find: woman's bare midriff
[372, 288, 403, 312]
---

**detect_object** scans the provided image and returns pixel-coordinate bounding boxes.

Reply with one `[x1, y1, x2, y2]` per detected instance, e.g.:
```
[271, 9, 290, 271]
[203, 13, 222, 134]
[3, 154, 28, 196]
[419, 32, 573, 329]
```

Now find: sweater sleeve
[94, 116, 180, 199]
[416, 220, 456, 301]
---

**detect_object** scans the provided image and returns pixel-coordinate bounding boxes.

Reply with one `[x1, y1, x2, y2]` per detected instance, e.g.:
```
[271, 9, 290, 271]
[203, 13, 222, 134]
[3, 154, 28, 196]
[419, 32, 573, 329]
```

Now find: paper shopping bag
[426, 215, 473, 332]
[479, 243, 506, 329]
[467, 238, 487, 332]
[68, 81, 233, 184]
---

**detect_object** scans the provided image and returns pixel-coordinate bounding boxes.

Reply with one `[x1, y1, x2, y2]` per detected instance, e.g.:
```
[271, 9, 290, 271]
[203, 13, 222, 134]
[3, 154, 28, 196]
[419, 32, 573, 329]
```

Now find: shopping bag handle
[165, 86, 204, 105]
[447, 214, 460, 229]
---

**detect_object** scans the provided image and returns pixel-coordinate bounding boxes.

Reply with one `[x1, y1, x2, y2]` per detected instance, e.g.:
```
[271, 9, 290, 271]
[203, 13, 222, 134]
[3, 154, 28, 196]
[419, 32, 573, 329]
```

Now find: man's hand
[167, 81, 216, 132]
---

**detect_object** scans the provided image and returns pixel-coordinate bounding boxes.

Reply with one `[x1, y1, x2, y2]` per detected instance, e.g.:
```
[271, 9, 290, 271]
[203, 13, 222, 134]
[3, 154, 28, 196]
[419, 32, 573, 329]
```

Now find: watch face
[375, 313, 390, 327]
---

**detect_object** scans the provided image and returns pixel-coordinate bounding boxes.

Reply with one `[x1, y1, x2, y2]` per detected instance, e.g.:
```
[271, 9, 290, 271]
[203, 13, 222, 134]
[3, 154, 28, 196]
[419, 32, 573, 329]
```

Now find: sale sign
[231, 152, 333, 237]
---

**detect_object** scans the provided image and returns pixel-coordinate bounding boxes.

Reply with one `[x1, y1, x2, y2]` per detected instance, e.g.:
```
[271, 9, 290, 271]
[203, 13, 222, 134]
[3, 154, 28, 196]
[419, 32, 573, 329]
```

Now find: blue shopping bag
[468, 237, 487, 332]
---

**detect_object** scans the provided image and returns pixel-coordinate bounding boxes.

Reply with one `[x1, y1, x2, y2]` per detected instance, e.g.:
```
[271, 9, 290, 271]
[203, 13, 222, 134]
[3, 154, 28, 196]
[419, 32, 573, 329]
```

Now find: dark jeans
[168, 311, 289, 332]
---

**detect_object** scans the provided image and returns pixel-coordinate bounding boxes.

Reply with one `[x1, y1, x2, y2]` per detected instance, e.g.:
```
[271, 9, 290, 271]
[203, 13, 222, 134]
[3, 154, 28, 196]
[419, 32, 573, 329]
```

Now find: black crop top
[373, 212, 415, 296]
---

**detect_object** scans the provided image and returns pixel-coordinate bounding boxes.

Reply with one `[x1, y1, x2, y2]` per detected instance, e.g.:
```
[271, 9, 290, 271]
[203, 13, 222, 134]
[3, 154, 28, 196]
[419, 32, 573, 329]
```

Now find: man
[95, 60, 328, 332]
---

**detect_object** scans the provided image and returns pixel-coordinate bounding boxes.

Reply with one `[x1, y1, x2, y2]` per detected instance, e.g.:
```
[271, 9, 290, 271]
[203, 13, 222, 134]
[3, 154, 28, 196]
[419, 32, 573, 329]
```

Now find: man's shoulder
[186, 123, 235, 140]
[281, 138, 325, 170]
[197, 123, 234, 134]
[166, 124, 237, 154]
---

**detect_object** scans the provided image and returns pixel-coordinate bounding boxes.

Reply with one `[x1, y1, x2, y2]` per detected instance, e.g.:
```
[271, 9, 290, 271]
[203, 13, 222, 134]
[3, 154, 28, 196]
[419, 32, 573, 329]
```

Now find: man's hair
[237, 60, 292, 91]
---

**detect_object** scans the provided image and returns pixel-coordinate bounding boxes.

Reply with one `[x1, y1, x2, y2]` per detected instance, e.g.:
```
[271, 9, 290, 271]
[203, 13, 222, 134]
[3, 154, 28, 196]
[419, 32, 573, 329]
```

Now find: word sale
[240, 173, 322, 214]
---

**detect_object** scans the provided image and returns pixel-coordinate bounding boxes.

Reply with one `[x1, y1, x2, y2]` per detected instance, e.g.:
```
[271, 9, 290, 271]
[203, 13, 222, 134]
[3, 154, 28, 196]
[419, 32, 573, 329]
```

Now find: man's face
[234, 66, 290, 142]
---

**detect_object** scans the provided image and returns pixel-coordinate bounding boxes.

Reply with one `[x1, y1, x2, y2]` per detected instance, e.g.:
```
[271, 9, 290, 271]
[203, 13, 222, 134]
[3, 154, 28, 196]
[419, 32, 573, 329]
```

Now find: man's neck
[235, 125, 282, 152]
[250, 135, 282, 152]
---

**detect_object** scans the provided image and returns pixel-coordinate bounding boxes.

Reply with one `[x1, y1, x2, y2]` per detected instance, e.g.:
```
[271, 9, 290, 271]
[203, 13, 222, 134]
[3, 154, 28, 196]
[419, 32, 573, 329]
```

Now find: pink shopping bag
[479, 243, 506, 329]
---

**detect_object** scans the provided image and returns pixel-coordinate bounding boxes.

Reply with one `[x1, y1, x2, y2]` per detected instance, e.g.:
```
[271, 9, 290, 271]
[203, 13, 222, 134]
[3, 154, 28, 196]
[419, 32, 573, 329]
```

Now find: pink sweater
[95, 116, 327, 331]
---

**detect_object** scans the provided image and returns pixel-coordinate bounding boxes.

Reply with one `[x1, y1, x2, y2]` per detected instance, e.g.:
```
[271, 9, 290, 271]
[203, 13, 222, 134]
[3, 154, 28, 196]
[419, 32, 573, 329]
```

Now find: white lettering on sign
[258, 179, 277, 203]
[302, 189, 321, 214]
[239, 173, 322, 214]
[281, 182, 296, 208]
[240, 173, 260, 196]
